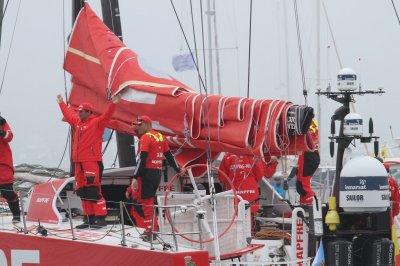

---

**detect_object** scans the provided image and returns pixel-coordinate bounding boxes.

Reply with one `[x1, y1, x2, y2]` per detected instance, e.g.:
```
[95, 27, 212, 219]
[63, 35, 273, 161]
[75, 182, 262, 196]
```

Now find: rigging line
[321, 0, 342, 68]
[391, 0, 400, 27]
[57, 131, 71, 169]
[111, 150, 118, 168]
[246, 0, 253, 99]
[189, 0, 201, 90]
[170, 0, 213, 162]
[0, 0, 22, 96]
[292, 0, 307, 105]
[0, 0, 10, 32]
[199, 0, 213, 164]
[169, 0, 207, 94]
[102, 129, 115, 155]
[321, 0, 369, 155]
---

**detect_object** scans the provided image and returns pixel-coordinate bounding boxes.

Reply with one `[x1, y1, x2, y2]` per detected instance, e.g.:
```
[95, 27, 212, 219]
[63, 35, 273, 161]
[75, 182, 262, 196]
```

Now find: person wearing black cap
[0, 115, 20, 223]
[56, 94, 121, 229]
[125, 115, 182, 242]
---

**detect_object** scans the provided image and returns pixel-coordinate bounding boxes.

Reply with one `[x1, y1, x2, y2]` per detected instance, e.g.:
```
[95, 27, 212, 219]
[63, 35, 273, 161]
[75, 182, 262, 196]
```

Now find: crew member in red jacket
[219, 153, 265, 232]
[296, 118, 320, 205]
[384, 163, 400, 218]
[125, 115, 181, 242]
[57, 94, 120, 229]
[0, 116, 20, 222]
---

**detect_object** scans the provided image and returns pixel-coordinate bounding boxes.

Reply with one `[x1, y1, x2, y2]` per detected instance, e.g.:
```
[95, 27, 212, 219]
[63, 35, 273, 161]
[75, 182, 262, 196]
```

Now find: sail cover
[64, 3, 315, 167]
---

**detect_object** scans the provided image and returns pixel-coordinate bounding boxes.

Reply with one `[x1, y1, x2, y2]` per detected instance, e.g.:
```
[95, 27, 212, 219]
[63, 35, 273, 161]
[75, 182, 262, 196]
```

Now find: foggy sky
[0, 0, 399, 170]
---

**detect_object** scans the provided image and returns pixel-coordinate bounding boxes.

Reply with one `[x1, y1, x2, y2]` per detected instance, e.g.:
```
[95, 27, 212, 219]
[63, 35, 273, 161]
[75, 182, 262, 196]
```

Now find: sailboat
[0, 1, 320, 265]
[4, 0, 399, 265]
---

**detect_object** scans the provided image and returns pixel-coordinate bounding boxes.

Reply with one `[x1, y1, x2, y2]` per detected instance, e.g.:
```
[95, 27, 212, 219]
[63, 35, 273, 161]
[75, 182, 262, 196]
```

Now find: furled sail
[64, 3, 315, 167]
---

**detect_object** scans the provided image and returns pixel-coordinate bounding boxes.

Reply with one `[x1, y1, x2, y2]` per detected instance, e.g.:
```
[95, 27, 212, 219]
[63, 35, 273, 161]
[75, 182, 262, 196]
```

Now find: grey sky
[0, 0, 399, 169]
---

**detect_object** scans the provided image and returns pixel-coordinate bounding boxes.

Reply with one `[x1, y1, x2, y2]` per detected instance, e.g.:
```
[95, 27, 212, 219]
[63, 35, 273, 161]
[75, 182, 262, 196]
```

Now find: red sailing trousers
[296, 151, 320, 205]
[129, 178, 159, 236]
[75, 162, 107, 216]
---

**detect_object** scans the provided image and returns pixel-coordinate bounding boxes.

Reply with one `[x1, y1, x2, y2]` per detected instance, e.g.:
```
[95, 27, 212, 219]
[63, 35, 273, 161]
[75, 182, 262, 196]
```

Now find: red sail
[64, 3, 315, 168]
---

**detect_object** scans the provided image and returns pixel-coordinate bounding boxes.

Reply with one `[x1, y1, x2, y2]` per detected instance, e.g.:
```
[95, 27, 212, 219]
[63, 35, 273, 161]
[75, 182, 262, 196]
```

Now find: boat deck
[0, 214, 210, 266]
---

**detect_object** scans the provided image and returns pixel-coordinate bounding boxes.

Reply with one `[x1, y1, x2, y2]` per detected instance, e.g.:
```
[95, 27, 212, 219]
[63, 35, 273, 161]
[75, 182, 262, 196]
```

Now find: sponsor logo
[296, 218, 304, 265]
[158, 185, 175, 192]
[346, 195, 364, 201]
[36, 198, 50, 203]
[229, 164, 252, 170]
[237, 190, 256, 194]
[344, 185, 366, 190]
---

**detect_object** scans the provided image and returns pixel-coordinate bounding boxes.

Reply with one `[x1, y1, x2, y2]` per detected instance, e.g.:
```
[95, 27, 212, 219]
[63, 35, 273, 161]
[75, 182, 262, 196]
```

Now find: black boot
[91, 216, 107, 229]
[76, 215, 94, 229]
[8, 200, 20, 223]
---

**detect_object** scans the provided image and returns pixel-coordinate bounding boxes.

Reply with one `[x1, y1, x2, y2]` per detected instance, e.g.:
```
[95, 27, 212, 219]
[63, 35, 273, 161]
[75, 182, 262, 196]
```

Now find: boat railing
[0, 185, 208, 251]
[122, 200, 203, 251]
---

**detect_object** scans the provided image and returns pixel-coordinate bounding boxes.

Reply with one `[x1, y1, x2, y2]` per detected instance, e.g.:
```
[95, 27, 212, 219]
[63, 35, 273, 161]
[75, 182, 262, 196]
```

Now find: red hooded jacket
[0, 122, 14, 184]
[59, 102, 116, 162]
[389, 175, 400, 217]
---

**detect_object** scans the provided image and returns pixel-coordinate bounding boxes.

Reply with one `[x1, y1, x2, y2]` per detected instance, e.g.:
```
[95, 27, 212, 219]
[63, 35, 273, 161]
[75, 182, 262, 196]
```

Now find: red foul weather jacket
[0, 122, 14, 184]
[219, 153, 264, 213]
[389, 175, 400, 217]
[59, 102, 116, 162]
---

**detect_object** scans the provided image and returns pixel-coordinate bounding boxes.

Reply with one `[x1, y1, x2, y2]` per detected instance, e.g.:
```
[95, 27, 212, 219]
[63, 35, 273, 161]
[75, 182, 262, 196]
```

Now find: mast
[212, 0, 222, 95]
[283, 0, 291, 100]
[206, 0, 214, 94]
[72, 0, 83, 23]
[101, 0, 136, 168]
[69, 0, 84, 176]
[316, 0, 321, 154]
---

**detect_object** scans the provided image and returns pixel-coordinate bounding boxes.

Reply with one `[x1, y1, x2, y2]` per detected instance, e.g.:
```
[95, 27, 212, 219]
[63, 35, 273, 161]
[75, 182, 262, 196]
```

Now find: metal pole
[119, 201, 126, 246]
[212, 0, 222, 95]
[166, 207, 179, 251]
[332, 98, 352, 204]
[100, 0, 136, 168]
[316, 0, 322, 157]
[69, 0, 85, 177]
[206, 0, 214, 94]
[283, 0, 291, 101]
[150, 206, 156, 250]
[66, 197, 77, 240]
[196, 210, 205, 250]
[19, 195, 27, 234]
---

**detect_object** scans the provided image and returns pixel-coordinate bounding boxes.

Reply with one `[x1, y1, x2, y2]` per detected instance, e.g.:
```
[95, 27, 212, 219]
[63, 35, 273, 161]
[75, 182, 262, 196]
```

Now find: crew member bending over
[126, 115, 181, 242]
[219, 153, 265, 232]
[57, 94, 120, 229]
[0, 115, 20, 222]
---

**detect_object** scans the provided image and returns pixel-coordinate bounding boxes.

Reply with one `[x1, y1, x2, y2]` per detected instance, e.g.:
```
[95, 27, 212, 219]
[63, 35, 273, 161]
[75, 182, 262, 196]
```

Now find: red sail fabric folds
[64, 3, 315, 169]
